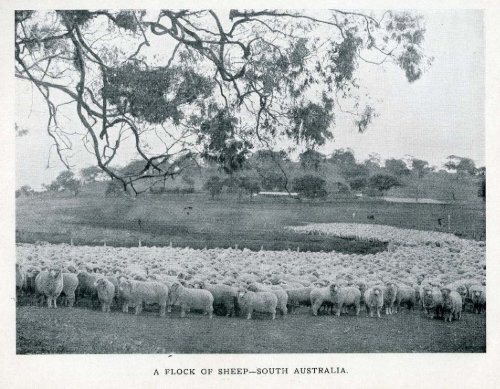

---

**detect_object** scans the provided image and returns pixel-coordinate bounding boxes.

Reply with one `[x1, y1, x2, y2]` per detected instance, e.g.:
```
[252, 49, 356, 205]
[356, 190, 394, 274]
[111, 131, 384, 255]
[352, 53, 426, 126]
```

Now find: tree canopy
[16, 9, 431, 194]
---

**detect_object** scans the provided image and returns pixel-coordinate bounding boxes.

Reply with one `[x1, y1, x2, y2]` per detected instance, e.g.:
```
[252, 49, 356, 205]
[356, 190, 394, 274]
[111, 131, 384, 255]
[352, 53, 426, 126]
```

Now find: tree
[237, 175, 261, 198]
[411, 158, 431, 178]
[80, 166, 103, 183]
[16, 185, 34, 198]
[299, 149, 325, 171]
[444, 155, 477, 176]
[368, 174, 400, 193]
[340, 163, 370, 190]
[292, 175, 327, 199]
[478, 177, 486, 201]
[261, 171, 287, 191]
[53, 170, 81, 196]
[204, 176, 224, 199]
[105, 179, 124, 197]
[16, 10, 430, 195]
[328, 149, 356, 169]
[385, 158, 410, 177]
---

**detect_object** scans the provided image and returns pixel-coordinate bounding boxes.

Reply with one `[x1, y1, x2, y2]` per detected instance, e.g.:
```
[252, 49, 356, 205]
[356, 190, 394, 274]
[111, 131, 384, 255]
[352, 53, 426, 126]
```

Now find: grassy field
[16, 304, 486, 354]
[16, 194, 485, 252]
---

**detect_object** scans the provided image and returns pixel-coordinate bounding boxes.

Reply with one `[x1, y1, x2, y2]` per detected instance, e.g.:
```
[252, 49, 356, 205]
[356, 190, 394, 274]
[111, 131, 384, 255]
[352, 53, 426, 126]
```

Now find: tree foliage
[292, 175, 327, 199]
[444, 155, 477, 176]
[16, 9, 431, 194]
[299, 149, 326, 171]
[385, 158, 410, 177]
[368, 173, 400, 192]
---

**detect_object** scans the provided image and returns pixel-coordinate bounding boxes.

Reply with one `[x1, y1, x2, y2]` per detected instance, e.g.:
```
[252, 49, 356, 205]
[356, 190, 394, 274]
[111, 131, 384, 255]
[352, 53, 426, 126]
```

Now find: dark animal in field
[367, 215, 375, 220]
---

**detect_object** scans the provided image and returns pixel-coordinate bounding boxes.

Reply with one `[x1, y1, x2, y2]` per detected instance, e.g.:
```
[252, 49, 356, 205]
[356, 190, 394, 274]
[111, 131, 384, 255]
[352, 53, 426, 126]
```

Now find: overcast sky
[15, 10, 484, 189]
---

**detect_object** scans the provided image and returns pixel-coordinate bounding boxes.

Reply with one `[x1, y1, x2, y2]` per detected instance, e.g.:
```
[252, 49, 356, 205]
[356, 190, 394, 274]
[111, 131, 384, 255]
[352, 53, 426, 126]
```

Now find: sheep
[384, 282, 398, 315]
[422, 287, 444, 319]
[95, 277, 116, 313]
[286, 287, 312, 313]
[34, 267, 64, 308]
[441, 288, 462, 322]
[445, 280, 469, 310]
[119, 279, 169, 317]
[364, 286, 384, 318]
[310, 285, 335, 316]
[356, 280, 368, 305]
[76, 271, 98, 308]
[16, 263, 26, 297]
[394, 284, 416, 313]
[169, 282, 213, 318]
[469, 284, 486, 314]
[200, 282, 239, 317]
[237, 288, 277, 320]
[59, 273, 79, 307]
[330, 283, 361, 316]
[247, 282, 288, 316]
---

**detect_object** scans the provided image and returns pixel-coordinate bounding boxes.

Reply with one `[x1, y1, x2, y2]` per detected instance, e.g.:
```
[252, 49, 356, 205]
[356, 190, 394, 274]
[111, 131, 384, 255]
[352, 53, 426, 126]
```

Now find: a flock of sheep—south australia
[16, 223, 486, 322]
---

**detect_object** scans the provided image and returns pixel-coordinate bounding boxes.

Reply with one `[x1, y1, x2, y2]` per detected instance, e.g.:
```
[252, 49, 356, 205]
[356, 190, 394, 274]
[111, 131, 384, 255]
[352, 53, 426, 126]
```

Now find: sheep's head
[329, 283, 338, 294]
[119, 279, 132, 295]
[237, 289, 248, 300]
[373, 287, 382, 296]
[247, 283, 259, 292]
[440, 288, 451, 298]
[472, 290, 483, 302]
[95, 278, 108, 290]
[49, 267, 62, 279]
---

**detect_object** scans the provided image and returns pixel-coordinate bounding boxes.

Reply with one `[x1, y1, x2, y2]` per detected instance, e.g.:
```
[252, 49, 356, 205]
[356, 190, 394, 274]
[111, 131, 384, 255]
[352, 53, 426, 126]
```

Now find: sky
[15, 10, 484, 190]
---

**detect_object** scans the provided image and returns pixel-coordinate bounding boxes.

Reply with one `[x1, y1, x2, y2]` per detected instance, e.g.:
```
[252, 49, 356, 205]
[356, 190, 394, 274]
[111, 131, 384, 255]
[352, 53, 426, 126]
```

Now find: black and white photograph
[12, 7, 488, 355]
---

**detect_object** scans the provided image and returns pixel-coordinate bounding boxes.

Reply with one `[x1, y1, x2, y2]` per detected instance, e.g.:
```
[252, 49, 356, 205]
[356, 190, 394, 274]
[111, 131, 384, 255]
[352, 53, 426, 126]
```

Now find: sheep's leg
[355, 304, 360, 316]
[47, 297, 52, 308]
[208, 309, 213, 319]
[102, 304, 106, 312]
[135, 305, 141, 315]
[246, 310, 252, 320]
[271, 310, 276, 320]
[377, 307, 381, 318]
[122, 303, 128, 313]
[336, 303, 342, 317]
[385, 307, 389, 315]
[180, 307, 186, 318]
[159, 305, 166, 317]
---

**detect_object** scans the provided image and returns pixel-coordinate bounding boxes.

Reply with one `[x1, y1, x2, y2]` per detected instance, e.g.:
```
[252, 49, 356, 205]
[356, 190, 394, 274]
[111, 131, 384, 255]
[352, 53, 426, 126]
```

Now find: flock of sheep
[15, 223, 486, 322]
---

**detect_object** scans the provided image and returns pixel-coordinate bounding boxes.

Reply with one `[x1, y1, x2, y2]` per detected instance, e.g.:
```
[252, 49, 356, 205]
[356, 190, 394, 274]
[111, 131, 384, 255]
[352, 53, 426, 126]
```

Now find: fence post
[448, 215, 451, 231]
[139, 239, 142, 248]
[235, 244, 238, 250]
[297, 246, 300, 252]
[70, 238, 73, 246]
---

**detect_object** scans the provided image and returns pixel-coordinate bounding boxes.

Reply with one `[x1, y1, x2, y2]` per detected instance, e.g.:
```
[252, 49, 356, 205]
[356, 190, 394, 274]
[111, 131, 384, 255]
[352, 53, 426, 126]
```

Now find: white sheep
[384, 282, 398, 315]
[310, 285, 335, 316]
[364, 286, 384, 318]
[237, 288, 277, 320]
[469, 284, 486, 314]
[169, 282, 213, 318]
[119, 278, 169, 316]
[441, 288, 462, 322]
[35, 267, 64, 308]
[422, 287, 444, 319]
[60, 273, 79, 307]
[286, 287, 312, 313]
[445, 280, 469, 310]
[200, 282, 239, 317]
[247, 282, 288, 316]
[330, 283, 361, 316]
[95, 277, 115, 313]
[76, 271, 98, 308]
[394, 284, 417, 313]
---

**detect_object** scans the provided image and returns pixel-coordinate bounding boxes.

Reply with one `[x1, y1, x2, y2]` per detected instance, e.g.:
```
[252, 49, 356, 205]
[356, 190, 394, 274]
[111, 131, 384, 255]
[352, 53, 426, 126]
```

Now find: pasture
[16, 194, 485, 251]
[16, 304, 486, 354]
